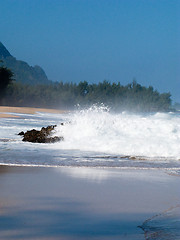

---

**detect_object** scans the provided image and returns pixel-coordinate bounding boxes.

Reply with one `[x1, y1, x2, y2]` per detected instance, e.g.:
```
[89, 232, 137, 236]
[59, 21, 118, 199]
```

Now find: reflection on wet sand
[0, 166, 179, 240]
[0, 166, 11, 174]
[58, 167, 111, 182]
[0, 196, 147, 240]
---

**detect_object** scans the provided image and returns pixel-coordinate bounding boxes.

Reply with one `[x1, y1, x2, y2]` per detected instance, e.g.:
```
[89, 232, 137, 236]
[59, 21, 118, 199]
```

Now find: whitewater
[0, 105, 180, 173]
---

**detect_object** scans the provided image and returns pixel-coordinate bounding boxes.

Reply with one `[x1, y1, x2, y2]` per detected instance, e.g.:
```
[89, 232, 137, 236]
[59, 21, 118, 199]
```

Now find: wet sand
[0, 106, 65, 118]
[0, 166, 179, 240]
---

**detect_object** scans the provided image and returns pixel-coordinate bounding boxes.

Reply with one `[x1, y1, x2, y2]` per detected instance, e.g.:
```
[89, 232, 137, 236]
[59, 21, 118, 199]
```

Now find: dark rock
[18, 131, 24, 136]
[45, 136, 64, 143]
[19, 125, 63, 143]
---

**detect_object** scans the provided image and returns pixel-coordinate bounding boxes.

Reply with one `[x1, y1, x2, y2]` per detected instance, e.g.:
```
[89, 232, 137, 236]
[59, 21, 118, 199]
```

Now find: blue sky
[0, 0, 179, 102]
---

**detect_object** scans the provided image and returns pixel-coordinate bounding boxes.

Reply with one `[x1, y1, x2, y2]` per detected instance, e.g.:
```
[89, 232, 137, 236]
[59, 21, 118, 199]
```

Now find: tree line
[0, 62, 14, 103]
[0, 65, 172, 112]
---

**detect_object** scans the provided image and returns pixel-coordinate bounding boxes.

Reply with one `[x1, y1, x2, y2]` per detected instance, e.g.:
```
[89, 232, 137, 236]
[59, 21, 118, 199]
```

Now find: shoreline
[0, 106, 66, 118]
[0, 162, 180, 172]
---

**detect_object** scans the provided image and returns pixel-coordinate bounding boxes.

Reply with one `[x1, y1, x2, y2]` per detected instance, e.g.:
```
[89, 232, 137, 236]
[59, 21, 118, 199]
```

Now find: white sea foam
[55, 105, 180, 159]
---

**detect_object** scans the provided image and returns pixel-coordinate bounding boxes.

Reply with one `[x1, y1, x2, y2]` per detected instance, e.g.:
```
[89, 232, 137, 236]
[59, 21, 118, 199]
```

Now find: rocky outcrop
[18, 125, 64, 143]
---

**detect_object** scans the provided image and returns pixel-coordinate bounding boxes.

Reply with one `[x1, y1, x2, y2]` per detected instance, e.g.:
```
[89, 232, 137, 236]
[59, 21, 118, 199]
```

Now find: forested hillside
[0, 42, 51, 85]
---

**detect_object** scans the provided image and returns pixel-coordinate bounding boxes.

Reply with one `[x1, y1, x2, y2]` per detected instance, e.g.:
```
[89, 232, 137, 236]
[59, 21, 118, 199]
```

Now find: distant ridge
[0, 42, 51, 85]
[0, 42, 12, 58]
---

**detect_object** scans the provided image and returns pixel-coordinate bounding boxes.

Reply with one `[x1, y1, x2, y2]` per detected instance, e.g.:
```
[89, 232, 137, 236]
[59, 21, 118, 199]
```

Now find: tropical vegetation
[1, 79, 172, 112]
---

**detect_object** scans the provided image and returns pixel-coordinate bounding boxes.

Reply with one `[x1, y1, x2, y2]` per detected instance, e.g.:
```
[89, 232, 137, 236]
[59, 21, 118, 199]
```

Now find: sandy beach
[0, 106, 65, 118]
[0, 166, 179, 240]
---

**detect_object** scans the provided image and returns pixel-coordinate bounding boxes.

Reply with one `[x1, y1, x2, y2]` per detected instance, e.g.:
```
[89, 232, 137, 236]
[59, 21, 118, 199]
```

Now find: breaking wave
[55, 105, 180, 160]
[0, 105, 180, 170]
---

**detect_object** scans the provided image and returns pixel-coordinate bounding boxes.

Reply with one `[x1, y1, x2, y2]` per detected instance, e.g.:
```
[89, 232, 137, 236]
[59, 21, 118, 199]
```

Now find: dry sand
[0, 106, 65, 118]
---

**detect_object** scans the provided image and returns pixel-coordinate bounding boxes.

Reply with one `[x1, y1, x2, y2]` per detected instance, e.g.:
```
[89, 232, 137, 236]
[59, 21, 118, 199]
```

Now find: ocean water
[0, 105, 180, 174]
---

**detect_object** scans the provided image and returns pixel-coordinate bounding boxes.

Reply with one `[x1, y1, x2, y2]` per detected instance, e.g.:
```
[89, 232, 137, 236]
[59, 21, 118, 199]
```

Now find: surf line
[1, 162, 180, 172]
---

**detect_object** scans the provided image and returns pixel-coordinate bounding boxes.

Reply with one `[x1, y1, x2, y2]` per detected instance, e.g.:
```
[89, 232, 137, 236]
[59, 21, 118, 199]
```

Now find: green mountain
[0, 42, 51, 85]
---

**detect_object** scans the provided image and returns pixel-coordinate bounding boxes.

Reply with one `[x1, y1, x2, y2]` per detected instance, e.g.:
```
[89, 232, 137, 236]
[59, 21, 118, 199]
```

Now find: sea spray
[55, 105, 180, 159]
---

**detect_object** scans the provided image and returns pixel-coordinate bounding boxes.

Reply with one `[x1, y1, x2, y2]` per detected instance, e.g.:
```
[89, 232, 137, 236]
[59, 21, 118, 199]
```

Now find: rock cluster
[18, 125, 64, 143]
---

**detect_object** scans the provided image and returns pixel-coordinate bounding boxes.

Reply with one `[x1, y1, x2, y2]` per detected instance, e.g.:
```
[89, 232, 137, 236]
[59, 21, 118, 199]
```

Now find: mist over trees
[2, 80, 172, 112]
[173, 102, 180, 111]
